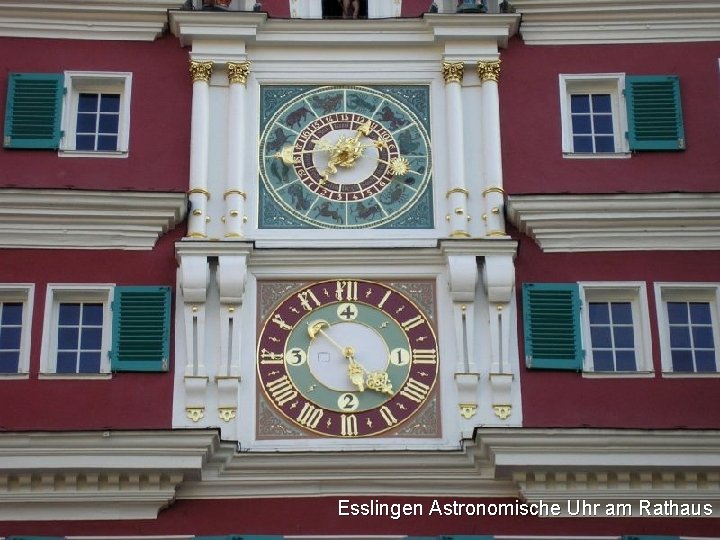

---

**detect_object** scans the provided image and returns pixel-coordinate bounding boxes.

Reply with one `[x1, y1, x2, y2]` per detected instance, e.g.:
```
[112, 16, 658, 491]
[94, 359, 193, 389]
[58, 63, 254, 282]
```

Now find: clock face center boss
[256, 280, 439, 437]
[259, 86, 433, 229]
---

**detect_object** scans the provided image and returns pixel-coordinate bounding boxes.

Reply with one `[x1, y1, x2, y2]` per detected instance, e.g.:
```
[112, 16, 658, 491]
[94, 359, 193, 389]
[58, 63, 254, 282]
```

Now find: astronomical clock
[256, 279, 440, 439]
[258, 85, 433, 229]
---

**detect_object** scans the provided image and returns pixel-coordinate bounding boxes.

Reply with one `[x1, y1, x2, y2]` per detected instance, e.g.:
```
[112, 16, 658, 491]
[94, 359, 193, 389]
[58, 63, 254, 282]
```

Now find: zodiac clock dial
[256, 280, 439, 438]
[259, 85, 433, 229]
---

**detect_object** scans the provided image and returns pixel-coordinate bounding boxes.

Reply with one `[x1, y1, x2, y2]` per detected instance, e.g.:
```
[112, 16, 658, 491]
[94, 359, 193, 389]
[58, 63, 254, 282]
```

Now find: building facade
[1, 0, 719, 538]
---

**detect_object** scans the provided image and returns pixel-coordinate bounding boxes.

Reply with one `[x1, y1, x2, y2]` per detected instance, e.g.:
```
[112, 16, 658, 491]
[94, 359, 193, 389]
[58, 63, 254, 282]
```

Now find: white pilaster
[215, 248, 251, 434]
[443, 61, 470, 238]
[482, 254, 516, 420]
[187, 60, 213, 239]
[478, 60, 506, 237]
[224, 61, 250, 239]
[178, 254, 211, 422]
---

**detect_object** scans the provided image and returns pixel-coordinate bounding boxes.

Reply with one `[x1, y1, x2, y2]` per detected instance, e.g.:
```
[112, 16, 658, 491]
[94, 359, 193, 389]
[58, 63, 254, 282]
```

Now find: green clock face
[257, 280, 439, 437]
[259, 86, 433, 229]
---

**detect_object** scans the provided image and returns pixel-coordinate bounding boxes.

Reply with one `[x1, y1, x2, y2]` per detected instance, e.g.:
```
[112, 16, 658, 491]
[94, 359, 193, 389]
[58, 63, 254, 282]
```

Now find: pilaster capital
[189, 60, 213, 83]
[477, 60, 502, 83]
[227, 61, 251, 86]
[442, 61, 464, 85]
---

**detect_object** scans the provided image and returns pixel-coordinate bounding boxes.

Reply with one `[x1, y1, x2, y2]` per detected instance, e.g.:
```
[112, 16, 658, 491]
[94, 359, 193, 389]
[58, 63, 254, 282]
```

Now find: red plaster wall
[1, 497, 719, 536]
[0, 35, 189, 192]
[499, 38, 720, 194]
[0, 228, 182, 431]
[402, 0, 433, 17]
[514, 231, 720, 428]
[259, 0, 291, 17]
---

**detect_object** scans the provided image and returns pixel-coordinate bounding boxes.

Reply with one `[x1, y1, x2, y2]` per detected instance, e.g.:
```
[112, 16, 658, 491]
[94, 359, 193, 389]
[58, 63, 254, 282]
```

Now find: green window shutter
[523, 283, 583, 370]
[625, 75, 685, 151]
[111, 286, 171, 372]
[4, 73, 64, 149]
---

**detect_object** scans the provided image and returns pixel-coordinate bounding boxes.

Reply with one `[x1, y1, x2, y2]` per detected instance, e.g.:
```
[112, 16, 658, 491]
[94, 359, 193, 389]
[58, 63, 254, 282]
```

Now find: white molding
[169, 11, 520, 50]
[2, 428, 720, 518]
[0, 284, 34, 374]
[507, 193, 720, 252]
[0, 0, 186, 41]
[511, 0, 720, 45]
[0, 189, 186, 250]
[0, 430, 217, 521]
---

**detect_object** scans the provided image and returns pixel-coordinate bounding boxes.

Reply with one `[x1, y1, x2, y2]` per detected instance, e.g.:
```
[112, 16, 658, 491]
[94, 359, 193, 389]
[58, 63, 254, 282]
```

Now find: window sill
[661, 371, 720, 378]
[563, 152, 631, 159]
[59, 149, 128, 159]
[0, 372, 30, 380]
[38, 372, 112, 380]
[582, 370, 655, 378]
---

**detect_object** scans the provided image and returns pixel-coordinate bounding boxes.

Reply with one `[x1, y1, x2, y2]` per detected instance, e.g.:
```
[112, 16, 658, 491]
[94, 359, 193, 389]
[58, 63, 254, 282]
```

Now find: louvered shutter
[4, 73, 64, 149]
[111, 286, 171, 372]
[523, 283, 583, 370]
[625, 75, 685, 151]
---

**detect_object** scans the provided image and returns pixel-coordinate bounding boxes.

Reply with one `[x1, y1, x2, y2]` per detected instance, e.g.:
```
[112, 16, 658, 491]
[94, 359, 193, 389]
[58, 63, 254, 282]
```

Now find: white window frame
[59, 71, 132, 158]
[40, 285, 114, 377]
[580, 282, 653, 376]
[0, 284, 34, 377]
[559, 73, 630, 158]
[655, 283, 720, 377]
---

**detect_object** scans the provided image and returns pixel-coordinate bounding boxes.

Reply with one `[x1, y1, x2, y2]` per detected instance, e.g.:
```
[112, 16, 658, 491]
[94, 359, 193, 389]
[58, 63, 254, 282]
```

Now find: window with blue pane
[589, 301, 637, 371]
[56, 302, 104, 373]
[75, 93, 120, 151]
[570, 93, 615, 153]
[0, 302, 23, 373]
[667, 301, 717, 372]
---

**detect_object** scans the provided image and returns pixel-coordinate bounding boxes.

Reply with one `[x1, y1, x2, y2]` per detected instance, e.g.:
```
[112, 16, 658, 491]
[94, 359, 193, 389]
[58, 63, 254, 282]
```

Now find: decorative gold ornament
[186, 407, 205, 422]
[442, 61, 464, 84]
[189, 60, 213, 83]
[477, 60, 502, 83]
[218, 407, 237, 422]
[187, 232, 208, 239]
[482, 185, 505, 196]
[449, 230, 472, 238]
[446, 187, 469, 198]
[227, 61, 251, 86]
[188, 188, 211, 199]
[224, 189, 247, 200]
[459, 404, 477, 419]
[486, 230, 506, 237]
[224, 232, 244, 238]
[493, 404, 512, 419]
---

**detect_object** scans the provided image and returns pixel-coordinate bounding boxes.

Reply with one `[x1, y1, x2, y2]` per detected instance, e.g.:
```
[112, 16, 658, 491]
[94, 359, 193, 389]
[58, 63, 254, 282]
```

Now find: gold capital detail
[227, 61, 251, 86]
[189, 60, 213, 83]
[477, 60, 501, 83]
[442, 62, 464, 85]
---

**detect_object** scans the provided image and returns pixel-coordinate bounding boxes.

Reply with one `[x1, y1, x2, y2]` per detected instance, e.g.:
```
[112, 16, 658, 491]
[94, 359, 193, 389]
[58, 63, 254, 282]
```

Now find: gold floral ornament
[189, 60, 213, 83]
[227, 61, 251, 86]
[477, 60, 502, 83]
[442, 61, 465, 84]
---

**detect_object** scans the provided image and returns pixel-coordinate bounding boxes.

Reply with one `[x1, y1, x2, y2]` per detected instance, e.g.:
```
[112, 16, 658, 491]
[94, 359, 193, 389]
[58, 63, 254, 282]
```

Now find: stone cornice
[0, 189, 187, 250]
[0, 430, 218, 520]
[2, 428, 719, 519]
[507, 193, 720, 252]
[0, 0, 185, 41]
[511, 0, 720, 44]
[169, 11, 520, 50]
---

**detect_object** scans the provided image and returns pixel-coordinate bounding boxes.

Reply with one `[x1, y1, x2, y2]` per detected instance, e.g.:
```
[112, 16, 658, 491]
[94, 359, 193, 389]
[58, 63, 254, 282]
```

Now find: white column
[443, 61, 470, 238]
[224, 61, 251, 239]
[478, 60, 506, 237]
[187, 60, 213, 239]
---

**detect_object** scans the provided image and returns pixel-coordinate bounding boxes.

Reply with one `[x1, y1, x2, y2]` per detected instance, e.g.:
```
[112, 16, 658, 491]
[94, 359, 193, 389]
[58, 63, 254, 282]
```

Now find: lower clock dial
[257, 279, 439, 437]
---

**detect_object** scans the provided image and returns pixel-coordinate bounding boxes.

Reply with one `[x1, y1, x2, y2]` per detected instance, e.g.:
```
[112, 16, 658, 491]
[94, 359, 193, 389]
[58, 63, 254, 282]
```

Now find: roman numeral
[401, 315, 426, 331]
[265, 375, 297, 406]
[297, 289, 321, 312]
[259, 348, 284, 365]
[296, 402, 324, 429]
[400, 378, 431, 403]
[271, 313, 293, 331]
[379, 405, 398, 426]
[341, 414, 359, 436]
[412, 348, 437, 364]
[377, 290, 391, 309]
[335, 280, 358, 301]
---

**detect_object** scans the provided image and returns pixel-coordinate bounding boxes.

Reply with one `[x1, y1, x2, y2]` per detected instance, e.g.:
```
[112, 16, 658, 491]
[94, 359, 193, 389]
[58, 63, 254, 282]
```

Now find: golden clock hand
[307, 320, 356, 359]
[365, 369, 393, 395]
[274, 143, 334, 166]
